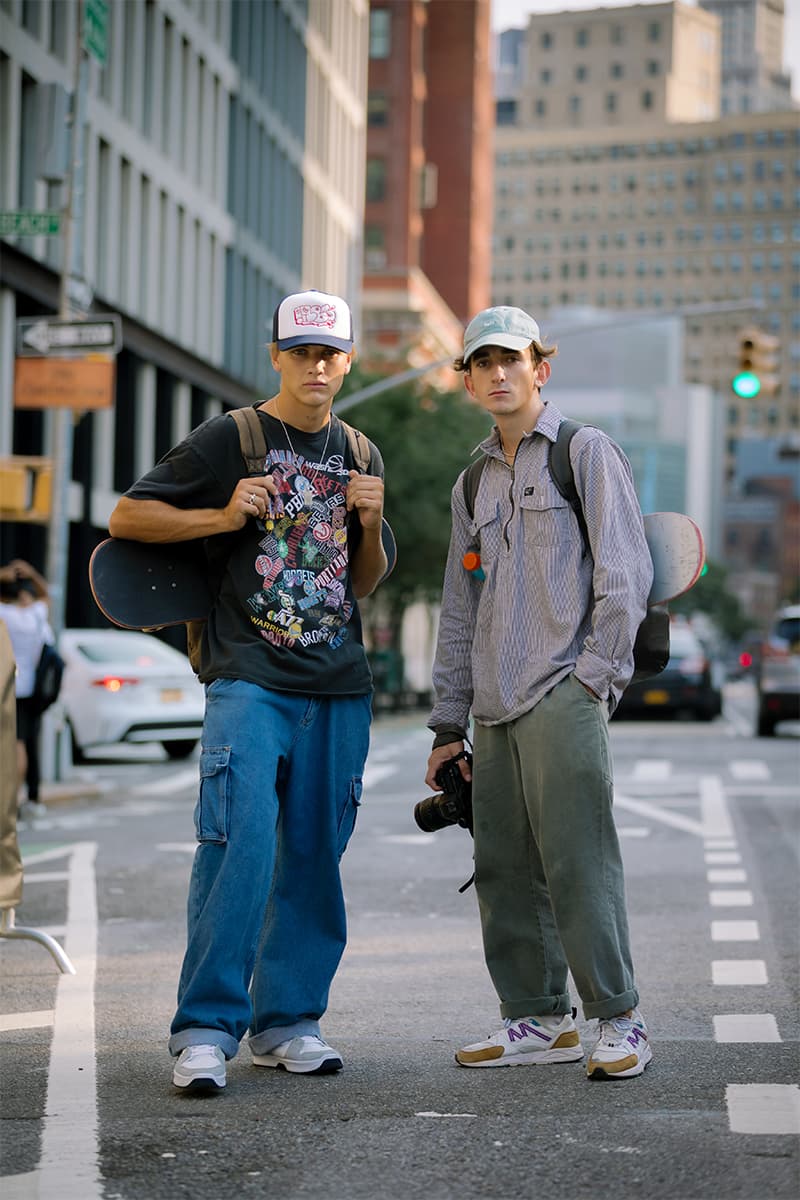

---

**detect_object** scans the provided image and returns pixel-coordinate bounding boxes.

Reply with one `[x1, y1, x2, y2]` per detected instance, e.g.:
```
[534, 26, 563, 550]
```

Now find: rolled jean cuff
[248, 1018, 321, 1056]
[500, 992, 572, 1020]
[582, 989, 639, 1021]
[168, 1026, 239, 1060]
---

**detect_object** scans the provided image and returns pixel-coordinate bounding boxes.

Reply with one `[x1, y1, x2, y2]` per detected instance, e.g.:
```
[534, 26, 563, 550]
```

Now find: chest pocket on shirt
[520, 483, 578, 547]
[469, 498, 503, 563]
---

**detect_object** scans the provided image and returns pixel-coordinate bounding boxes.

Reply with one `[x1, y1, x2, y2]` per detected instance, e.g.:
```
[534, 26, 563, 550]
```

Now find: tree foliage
[339, 368, 491, 631]
[670, 558, 749, 640]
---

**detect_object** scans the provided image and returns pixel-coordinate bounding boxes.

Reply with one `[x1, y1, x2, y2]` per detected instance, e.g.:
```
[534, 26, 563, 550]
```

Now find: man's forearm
[350, 526, 388, 598]
[108, 497, 230, 542]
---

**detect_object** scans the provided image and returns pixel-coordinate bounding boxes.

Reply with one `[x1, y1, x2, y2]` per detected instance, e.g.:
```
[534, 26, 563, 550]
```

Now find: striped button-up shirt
[428, 401, 652, 729]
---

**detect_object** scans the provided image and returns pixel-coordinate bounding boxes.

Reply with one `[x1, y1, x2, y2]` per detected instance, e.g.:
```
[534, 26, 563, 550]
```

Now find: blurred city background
[1, 0, 798, 730]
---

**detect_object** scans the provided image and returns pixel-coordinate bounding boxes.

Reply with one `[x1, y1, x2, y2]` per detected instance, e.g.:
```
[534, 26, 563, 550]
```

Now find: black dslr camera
[414, 751, 473, 834]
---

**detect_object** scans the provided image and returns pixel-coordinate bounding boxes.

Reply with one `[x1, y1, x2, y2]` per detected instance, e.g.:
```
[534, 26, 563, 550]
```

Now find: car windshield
[774, 617, 800, 646]
[73, 637, 183, 666]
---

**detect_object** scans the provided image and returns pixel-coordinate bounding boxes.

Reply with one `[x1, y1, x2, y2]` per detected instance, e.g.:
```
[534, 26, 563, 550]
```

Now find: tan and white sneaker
[586, 1009, 652, 1079]
[455, 1011, 584, 1068]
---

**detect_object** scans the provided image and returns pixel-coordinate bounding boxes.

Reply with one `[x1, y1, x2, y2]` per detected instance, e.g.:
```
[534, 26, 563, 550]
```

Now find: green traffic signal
[731, 371, 761, 399]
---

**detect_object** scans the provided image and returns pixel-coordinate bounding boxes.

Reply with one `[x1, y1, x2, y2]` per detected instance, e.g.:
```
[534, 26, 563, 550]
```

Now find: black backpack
[461, 419, 669, 685]
[30, 641, 65, 715]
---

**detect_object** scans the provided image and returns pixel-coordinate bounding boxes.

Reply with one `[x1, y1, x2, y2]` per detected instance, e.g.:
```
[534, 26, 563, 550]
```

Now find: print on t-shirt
[246, 448, 354, 652]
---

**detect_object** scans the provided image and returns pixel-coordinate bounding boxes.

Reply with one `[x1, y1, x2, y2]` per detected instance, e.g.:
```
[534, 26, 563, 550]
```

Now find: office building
[0, 0, 368, 622]
[699, 0, 794, 115]
[362, 0, 492, 376]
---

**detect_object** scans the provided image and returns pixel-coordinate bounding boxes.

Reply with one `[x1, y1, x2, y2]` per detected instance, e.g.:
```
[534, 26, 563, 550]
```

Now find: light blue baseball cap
[462, 306, 541, 363]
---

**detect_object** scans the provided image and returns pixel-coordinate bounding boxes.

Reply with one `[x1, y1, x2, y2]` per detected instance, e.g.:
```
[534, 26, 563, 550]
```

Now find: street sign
[16, 314, 122, 357]
[14, 356, 116, 410]
[84, 0, 109, 65]
[0, 210, 61, 237]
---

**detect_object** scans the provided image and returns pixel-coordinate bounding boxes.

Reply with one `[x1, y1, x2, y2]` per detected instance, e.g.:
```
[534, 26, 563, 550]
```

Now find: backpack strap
[228, 406, 268, 475]
[339, 418, 371, 473]
[462, 455, 488, 521]
[548, 418, 588, 548]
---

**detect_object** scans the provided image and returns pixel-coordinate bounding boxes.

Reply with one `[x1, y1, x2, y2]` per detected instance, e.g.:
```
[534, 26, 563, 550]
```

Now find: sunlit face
[463, 345, 550, 419]
[271, 344, 352, 412]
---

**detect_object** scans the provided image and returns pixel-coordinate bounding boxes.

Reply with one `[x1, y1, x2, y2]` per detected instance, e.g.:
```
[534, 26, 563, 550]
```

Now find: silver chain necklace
[274, 401, 332, 476]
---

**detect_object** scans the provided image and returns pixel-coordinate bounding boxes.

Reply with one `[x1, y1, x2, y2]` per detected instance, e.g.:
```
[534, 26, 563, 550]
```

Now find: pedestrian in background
[0, 559, 53, 815]
[109, 290, 387, 1093]
[426, 305, 654, 1080]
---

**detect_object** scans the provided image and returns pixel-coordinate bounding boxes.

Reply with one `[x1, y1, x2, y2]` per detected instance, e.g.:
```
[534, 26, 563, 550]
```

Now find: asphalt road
[1, 684, 798, 1200]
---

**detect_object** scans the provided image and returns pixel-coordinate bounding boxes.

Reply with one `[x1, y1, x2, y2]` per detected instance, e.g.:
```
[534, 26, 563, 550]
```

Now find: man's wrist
[431, 725, 467, 750]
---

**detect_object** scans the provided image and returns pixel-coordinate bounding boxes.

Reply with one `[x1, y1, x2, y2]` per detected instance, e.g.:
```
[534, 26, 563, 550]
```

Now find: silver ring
[248, 492, 257, 505]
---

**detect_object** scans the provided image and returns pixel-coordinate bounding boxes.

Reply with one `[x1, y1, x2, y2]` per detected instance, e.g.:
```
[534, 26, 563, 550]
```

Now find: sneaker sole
[251, 1053, 343, 1075]
[455, 1046, 585, 1068]
[587, 1045, 653, 1080]
[172, 1072, 226, 1091]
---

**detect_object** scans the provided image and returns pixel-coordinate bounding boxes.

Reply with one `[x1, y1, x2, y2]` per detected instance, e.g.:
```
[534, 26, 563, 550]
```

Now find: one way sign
[16, 314, 122, 357]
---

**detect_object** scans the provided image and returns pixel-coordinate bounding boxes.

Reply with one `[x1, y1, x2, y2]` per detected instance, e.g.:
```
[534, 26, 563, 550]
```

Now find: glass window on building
[642, 90, 654, 109]
[369, 8, 391, 58]
[368, 92, 389, 126]
[610, 62, 624, 78]
[575, 64, 588, 81]
[535, 99, 547, 117]
[576, 28, 589, 47]
[647, 60, 660, 76]
[606, 93, 617, 112]
[569, 95, 582, 117]
[541, 68, 552, 84]
[541, 31, 553, 48]
[366, 158, 387, 202]
[647, 21, 661, 41]
[610, 25, 625, 44]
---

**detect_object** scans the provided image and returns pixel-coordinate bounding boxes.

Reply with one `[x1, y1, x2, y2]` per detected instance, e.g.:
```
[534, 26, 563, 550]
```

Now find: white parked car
[59, 629, 204, 759]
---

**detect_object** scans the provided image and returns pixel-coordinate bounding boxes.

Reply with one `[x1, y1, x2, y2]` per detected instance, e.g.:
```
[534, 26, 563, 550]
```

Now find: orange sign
[14, 355, 115, 409]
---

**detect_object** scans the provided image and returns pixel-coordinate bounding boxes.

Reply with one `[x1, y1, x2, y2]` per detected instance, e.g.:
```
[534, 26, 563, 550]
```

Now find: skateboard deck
[90, 519, 398, 631]
[644, 512, 705, 605]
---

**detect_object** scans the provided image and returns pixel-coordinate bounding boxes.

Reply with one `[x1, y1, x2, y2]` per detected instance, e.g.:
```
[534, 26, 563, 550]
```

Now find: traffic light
[732, 328, 781, 399]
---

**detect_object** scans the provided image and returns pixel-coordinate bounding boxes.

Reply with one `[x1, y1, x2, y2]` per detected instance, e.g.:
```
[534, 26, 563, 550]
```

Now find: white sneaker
[172, 1044, 226, 1091]
[455, 1011, 584, 1068]
[252, 1035, 343, 1075]
[586, 1009, 652, 1079]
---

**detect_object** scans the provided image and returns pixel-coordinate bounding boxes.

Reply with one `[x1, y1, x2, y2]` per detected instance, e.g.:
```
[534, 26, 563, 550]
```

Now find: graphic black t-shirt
[125, 407, 383, 697]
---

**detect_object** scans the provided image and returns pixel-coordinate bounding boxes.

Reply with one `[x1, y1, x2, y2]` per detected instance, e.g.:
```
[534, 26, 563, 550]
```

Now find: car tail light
[92, 676, 139, 691]
[738, 651, 753, 669]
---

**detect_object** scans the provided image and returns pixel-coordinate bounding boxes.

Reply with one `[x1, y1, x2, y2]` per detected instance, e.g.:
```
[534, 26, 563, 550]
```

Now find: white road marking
[131, 767, 198, 796]
[415, 1112, 478, 1118]
[726, 1084, 800, 1135]
[631, 760, 671, 781]
[707, 869, 747, 883]
[5, 842, 102, 1200]
[698, 776, 735, 839]
[712, 960, 768, 986]
[705, 851, 741, 864]
[379, 834, 437, 845]
[711, 920, 760, 941]
[729, 760, 770, 781]
[22, 871, 71, 883]
[709, 889, 754, 907]
[618, 826, 651, 837]
[0, 1009, 54, 1031]
[704, 839, 737, 850]
[714, 1014, 781, 1042]
[363, 764, 398, 788]
[156, 842, 197, 854]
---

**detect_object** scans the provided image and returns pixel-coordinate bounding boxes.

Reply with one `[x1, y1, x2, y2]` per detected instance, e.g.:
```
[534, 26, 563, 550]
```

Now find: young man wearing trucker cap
[425, 305, 654, 1080]
[110, 290, 387, 1092]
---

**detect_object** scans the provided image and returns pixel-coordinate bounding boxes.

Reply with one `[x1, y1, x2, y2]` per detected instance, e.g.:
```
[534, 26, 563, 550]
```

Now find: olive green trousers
[472, 673, 639, 1022]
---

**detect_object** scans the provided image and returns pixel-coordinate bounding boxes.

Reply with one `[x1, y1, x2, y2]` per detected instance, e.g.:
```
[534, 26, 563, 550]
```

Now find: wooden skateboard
[644, 512, 705, 605]
[89, 519, 397, 631]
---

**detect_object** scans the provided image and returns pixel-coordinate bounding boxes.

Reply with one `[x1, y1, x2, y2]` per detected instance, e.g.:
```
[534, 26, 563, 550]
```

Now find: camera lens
[414, 792, 461, 832]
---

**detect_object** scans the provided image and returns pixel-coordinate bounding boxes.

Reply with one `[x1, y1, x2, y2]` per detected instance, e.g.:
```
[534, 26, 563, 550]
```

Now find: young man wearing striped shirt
[426, 305, 654, 1080]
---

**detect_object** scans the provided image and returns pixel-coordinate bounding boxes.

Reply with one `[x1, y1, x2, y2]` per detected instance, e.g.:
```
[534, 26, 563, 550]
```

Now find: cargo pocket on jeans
[194, 746, 232, 844]
[336, 777, 363, 859]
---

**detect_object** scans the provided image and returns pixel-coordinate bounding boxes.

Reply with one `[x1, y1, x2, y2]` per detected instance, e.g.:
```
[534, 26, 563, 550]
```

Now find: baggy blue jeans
[168, 679, 372, 1061]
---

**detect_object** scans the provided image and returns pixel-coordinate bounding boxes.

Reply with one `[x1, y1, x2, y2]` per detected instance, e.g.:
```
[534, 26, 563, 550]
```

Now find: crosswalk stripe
[712, 960, 768, 985]
[714, 1014, 781, 1042]
[726, 1084, 800, 1135]
[729, 760, 770, 781]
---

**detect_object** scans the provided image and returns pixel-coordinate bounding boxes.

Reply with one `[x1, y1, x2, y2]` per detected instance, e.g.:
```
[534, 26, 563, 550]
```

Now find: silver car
[756, 605, 800, 737]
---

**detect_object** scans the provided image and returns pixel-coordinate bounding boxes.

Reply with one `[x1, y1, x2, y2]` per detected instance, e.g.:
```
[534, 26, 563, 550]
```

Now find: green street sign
[731, 371, 761, 399]
[84, 0, 109, 65]
[0, 210, 61, 237]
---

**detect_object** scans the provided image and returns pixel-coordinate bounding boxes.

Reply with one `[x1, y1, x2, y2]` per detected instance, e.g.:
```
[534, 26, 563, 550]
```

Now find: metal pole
[47, 0, 88, 640]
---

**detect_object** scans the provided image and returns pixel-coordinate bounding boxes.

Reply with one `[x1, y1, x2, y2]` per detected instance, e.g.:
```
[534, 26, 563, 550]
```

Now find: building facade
[362, 0, 492, 377]
[699, 0, 793, 115]
[0, 0, 368, 624]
